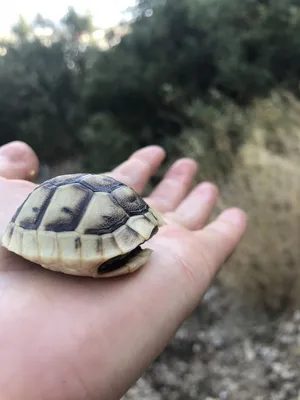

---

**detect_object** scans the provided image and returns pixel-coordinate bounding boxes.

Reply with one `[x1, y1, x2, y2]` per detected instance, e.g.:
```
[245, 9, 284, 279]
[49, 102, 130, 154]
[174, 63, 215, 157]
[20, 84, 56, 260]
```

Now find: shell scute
[75, 192, 129, 235]
[126, 214, 158, 240]
[37, 231, 58, 264]
[111, 185, 148, 216]
[15, 185, 56, 230]
[22, 230, 39, 262]
[40, 184, 93, 232]
[113, 224, 142, 253]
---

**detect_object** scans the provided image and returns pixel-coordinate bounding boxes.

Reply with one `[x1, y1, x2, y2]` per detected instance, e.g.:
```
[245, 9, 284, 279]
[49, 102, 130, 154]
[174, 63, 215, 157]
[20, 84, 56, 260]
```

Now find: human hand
[0, 142, 247, 400]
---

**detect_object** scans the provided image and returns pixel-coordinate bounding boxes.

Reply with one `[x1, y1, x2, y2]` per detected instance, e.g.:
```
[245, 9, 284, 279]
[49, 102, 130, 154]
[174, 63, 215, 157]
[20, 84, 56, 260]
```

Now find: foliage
[0, 8, 95, 163]
[3, 0, 300, 170]
[79, 113, 138, 173]
[84, 0, 300, 168]
[178, 93, 250, 181]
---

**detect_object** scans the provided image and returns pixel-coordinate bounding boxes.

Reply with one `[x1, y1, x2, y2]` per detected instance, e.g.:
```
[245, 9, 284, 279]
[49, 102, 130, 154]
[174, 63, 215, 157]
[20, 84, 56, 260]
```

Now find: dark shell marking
[43, 185, 93, 232]
[15, 174, 150, 235]
[75, 237, 82, 249]
[17, 186, 56, 230]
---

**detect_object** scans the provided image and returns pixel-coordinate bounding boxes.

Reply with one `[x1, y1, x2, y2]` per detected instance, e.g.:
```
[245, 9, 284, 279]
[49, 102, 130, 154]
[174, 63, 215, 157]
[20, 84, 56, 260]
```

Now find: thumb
[0, 141, 39, 181]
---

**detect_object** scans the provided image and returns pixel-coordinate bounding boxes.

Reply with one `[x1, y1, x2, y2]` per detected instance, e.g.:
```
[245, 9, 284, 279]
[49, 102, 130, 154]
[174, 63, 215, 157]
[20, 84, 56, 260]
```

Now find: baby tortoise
[1, 173, 166, 278]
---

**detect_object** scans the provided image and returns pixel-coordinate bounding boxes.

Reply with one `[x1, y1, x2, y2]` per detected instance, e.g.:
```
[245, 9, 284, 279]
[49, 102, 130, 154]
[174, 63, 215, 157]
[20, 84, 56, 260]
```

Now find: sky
[0, 0, 136, 35]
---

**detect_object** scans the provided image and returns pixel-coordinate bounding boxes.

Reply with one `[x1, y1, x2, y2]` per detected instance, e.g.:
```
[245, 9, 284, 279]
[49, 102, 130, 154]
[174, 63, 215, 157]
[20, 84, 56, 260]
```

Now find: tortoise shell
[1, 173, 166, 278]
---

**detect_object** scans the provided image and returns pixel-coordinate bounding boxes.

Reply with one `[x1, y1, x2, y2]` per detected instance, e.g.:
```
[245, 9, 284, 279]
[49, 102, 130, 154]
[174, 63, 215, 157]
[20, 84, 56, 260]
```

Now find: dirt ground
[123, 282, 300, 400]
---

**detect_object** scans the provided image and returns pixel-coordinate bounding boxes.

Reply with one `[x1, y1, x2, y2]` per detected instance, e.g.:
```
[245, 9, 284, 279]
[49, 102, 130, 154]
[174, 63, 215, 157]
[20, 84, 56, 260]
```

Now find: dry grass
[219, 146, 300, 312]
[180, 91, 300, 312]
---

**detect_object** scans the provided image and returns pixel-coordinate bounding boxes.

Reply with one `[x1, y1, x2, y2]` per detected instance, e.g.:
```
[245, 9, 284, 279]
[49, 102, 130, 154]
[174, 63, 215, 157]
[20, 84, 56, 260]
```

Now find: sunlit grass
[180, 91, 300, 312]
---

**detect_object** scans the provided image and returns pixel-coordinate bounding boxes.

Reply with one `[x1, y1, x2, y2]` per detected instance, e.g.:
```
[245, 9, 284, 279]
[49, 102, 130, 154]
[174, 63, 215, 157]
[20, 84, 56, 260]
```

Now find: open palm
[0, 142, 247, 400]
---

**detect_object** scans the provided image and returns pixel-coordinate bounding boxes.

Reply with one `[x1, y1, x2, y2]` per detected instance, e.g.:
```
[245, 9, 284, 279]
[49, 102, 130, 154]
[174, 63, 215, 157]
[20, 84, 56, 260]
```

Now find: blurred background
[2, 0, 300, 398]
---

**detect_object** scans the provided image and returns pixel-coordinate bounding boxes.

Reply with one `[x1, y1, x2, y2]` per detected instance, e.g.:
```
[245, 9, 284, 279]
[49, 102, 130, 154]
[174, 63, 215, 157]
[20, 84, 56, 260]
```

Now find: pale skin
[0, 141, 247, 400]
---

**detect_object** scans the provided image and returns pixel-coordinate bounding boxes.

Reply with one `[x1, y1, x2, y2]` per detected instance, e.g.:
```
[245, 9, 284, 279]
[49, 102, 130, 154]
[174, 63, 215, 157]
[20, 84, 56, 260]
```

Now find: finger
[166, 182, 219, 230]
[0, 141, 39, 181]
[148, 158, 198, 213]
[197, 208, 248, 276]
[110, 145, 166, 193]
